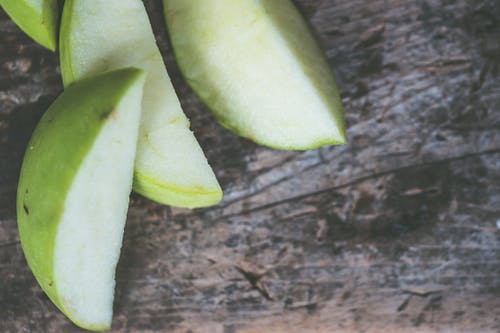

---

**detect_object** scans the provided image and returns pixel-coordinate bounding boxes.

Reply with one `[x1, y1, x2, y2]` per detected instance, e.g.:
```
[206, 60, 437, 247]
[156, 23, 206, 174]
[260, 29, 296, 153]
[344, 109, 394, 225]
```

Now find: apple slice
[17, 68, 146, 331]
[59, 0, 222, 208]
[163, 0, 346, 150]
[0, 0, 59, 51]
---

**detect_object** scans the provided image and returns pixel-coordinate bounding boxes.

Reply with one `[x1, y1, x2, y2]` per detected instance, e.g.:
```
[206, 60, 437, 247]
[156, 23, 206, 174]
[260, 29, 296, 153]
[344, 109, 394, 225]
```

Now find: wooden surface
[1, 0, 500, 332]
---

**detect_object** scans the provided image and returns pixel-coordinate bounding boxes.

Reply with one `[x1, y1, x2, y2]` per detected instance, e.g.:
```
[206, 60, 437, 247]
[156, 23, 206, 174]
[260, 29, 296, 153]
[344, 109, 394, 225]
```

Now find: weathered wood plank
[1, 0, 500, 332]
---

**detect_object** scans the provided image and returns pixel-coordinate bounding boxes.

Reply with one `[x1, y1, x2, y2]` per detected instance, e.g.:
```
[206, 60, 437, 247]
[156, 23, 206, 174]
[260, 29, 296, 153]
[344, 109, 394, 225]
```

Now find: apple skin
[134, 168, 223, 208]
[59, 0, 223, 208]
[164, 0, 346, 150]
[17, 68, 145, 331]
[0, 0, 59, 51]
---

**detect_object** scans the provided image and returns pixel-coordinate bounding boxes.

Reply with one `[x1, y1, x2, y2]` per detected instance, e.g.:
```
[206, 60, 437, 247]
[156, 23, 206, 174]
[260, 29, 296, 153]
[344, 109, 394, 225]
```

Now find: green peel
[1, 0, 59, 51]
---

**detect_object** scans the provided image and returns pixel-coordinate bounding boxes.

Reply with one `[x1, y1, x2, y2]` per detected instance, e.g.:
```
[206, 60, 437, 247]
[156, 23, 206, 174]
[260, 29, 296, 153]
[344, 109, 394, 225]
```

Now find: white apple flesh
[17, 68, 146, 331]
[60, 0, 222, 208]
[164, 0, 346, 150]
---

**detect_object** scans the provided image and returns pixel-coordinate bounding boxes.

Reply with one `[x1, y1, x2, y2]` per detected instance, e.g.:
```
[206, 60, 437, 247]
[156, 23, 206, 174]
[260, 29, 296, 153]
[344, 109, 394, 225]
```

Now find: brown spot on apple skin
[100, 111, 110, 120]
[100, 108, 118, 120]
[23, 204, 29, 215]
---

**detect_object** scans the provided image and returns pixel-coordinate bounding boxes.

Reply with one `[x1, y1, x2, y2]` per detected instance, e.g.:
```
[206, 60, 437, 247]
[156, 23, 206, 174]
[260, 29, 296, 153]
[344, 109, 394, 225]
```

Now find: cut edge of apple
[54, 73, 144, 330]
[163, 0, 347, 151]
[59, 0, 223, 208]
[17, 68, 146, 331]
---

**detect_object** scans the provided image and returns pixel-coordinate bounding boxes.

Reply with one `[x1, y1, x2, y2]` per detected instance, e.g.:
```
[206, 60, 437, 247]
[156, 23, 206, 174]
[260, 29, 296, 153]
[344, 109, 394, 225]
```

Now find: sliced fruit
[17, 68, 146, 331]
[60, 0, 222, 208]
[163, 0, 346, 150]
[0, 0, 59, 51]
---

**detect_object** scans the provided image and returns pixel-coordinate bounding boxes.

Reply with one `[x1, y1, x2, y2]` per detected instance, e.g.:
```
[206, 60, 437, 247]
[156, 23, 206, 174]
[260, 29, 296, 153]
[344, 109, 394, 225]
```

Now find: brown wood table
[1, 0, 500, 332]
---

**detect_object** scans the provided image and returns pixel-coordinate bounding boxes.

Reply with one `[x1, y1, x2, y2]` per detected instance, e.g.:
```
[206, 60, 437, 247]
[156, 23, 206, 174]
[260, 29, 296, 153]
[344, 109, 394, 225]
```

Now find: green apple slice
[59, 0, 222, 208]
[17, 68, 146, 331]
[164, 0, 346, 150]
[0, 0, 58, 51]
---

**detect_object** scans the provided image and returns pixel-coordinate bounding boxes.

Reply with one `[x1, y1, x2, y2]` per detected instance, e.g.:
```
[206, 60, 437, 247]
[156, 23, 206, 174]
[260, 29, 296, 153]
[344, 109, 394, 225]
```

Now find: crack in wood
[219, 148, 500, 218]
[235, 266, 273, 301]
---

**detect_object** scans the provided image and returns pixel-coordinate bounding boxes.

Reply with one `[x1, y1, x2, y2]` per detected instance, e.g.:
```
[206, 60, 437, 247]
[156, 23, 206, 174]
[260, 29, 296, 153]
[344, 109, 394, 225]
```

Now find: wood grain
[1, 0, 500, 332]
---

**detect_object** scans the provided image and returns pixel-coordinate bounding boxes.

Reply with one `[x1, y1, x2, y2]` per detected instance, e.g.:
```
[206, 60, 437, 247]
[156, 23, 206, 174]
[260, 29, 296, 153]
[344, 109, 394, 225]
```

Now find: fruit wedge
[164, 0, 346, 150]
[0, 0, 59, 51]
[60, 0, 222, 208]
[17, 68, 146, 331]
